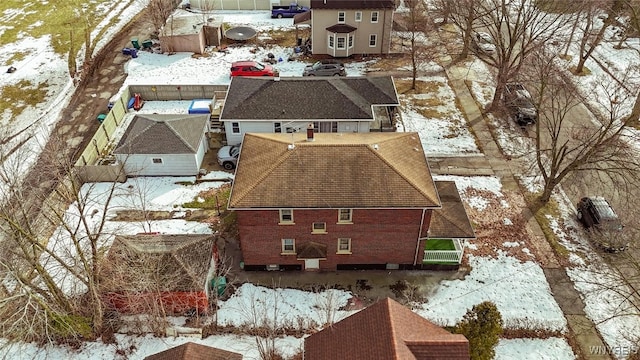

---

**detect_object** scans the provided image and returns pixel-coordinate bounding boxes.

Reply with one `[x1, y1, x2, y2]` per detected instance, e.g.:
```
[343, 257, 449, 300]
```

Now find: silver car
[472, 31, 496, 54]
[303, 61, 346, 77]
[217, 144, 240, 170]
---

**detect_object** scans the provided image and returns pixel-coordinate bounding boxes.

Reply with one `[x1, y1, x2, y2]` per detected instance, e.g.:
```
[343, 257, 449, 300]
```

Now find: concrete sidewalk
[442, 57, 611, 360]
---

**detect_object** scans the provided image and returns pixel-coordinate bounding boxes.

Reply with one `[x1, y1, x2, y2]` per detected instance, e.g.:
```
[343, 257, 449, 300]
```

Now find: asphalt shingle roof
[304, 298, 469, 360]
[220, 76, 399, 120]
[428, 181, 476, 239]
[144, 342, 242, 360]
[228, 132, 440, 209]
[113, 114, 208, 154]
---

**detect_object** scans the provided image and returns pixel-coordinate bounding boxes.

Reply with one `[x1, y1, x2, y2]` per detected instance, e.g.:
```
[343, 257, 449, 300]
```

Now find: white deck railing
[423, 239, 465, 264]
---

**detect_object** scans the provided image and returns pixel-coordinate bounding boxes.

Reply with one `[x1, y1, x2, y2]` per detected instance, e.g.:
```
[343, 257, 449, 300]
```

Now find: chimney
[306, 123, 314, 141]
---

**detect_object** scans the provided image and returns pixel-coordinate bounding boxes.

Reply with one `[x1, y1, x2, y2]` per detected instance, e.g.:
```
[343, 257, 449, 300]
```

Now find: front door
[304, 259, 319, 270]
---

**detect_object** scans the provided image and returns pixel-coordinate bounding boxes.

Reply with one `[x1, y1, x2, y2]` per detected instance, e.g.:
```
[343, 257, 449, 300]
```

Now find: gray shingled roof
[113, 114, 208, 154]
[220, 76, 399, 121]
[311, 0, 396, 9]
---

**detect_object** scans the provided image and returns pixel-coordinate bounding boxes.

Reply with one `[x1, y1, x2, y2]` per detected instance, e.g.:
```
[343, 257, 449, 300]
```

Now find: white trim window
[337, 238, 352, 254]
[355, 11, 362, 22]
[312, 222, 327, 234]
[371, 11, 379, 23]
[274, 122, 282, 133]
[279, 209, 294, 224]
[313, 121, 338, 133]
[282, 239, 296, 254]
[328, 35, 335, 49]
[338, 209, 352, 223]
[231, 122, 240, 134]
[338, 11, 346, 23]
[337, 36, 346, 50]
[152, 158, 163, 164]
[348, 35, 354, 49]
[369, 34, 377, 47]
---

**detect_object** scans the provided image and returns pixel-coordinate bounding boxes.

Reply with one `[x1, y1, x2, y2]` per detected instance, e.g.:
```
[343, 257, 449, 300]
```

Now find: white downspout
[413, 208, 426, 266]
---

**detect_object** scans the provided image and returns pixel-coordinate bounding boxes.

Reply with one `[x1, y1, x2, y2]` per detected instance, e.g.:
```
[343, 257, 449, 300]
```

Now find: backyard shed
[113, 114, 209, 176]
[159, 10, 222, 54]
[101, 234, 216, 315]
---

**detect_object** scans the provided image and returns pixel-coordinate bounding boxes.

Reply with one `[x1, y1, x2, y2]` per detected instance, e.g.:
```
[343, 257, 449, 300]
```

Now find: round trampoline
[225, 26, 257, 41]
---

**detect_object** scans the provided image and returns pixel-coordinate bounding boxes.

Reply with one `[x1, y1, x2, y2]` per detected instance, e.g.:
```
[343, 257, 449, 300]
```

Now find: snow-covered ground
[3, 4, 640, 360]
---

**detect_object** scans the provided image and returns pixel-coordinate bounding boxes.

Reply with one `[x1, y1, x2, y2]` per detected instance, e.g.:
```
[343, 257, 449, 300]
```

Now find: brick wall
[237, 208, 431, 270]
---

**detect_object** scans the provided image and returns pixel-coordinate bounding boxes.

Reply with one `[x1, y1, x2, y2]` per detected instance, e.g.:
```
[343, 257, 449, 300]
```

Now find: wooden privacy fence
[74, 84, 229, 183]
[128, 84, 228, 102]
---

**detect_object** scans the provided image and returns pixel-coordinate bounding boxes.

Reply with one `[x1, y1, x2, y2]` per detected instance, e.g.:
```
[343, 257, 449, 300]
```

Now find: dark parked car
[230, 61, 277, 77]
[217, 144, 240, 170]
[576, 196, 627, 252]
[303, 60, 346, 77]
[504, 83, 537, 126]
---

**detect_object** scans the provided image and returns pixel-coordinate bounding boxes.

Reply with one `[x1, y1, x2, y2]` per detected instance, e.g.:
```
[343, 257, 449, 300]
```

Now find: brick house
[295, 0, 396, 57]
[227, 131, 474, 271]
[304, 297, 470, 359]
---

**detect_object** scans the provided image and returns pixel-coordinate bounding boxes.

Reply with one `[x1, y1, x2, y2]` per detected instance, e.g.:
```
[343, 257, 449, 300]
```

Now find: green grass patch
[0, 79, 49, 120]
[426, 239, 456, 251]
[183, 184, 231, 211]
[526, 194, 570, 259]
[0, 0, 115, 55]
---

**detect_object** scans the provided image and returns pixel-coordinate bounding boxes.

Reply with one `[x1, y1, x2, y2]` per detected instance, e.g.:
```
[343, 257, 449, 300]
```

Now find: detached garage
[113, 114, 209, 176]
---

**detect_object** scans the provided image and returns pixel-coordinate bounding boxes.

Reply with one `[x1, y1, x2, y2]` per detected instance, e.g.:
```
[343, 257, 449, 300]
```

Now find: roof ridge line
[230, 147, 294, 206]
[367, 135, 438, 204]
[118, 116, 155, 150]
[329, 78, 372, 117]
[165, 119, 197, 152]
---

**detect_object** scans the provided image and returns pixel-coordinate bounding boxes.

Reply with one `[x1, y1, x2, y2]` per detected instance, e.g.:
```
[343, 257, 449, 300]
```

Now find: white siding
[116, 153, 200, 176]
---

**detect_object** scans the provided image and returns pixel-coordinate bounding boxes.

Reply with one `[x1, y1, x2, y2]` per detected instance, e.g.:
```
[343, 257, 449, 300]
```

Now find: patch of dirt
[111, 210, 174, 221]
[462, 188, 559, 268]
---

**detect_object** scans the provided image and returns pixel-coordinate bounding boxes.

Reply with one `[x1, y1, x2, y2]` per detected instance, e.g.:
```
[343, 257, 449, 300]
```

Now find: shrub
[454, 301, 503, 360]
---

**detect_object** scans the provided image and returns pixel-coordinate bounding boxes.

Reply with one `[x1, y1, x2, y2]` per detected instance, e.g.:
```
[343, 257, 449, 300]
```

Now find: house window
[231, 122, 240, 134]
[152, 158, 163, 164]
[338, 209, 352, 223]
[348, 35, 354, 48]
[312, 222, 327, 233]
[355, 11, 362, 22]
[338, 11, 345, 23]
[286, 127, 295, 133]
[282, 239, 296, 254]
[369, 34, 377, 47]
[328, 35, 334, 49]
[371, 11, 379, 23]
[313, 121, 338, 133]
[337, 37, 346, 50]
[337, 238, 352, 254]
[274, 122, 282, 133]
[279, 209, 294, 224]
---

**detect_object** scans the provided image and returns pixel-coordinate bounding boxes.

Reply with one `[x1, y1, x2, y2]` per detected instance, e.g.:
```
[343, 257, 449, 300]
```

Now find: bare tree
[471, 0, 569, 110]
[0, 139, 126, 343]
[432, 0, 482, 60]
[524, 49, 640, 205]
[402, 0, 439, 89]
[574, 0, 623, 74]
[149, 0, 177, 33]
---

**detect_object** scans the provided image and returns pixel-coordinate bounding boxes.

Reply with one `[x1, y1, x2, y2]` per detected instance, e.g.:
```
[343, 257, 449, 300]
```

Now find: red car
[230, 61, 277, 77]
